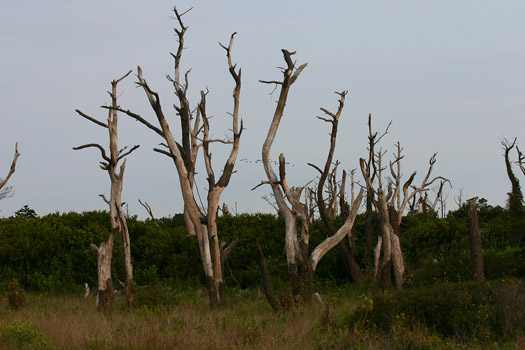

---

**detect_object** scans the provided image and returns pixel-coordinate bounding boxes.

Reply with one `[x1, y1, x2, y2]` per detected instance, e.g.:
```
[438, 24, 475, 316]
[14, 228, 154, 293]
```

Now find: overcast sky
[1, 0, 524, 219]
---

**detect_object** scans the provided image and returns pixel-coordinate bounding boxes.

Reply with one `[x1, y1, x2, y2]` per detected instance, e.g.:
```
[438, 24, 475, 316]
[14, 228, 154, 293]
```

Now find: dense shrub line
[0, 199, 523, 293]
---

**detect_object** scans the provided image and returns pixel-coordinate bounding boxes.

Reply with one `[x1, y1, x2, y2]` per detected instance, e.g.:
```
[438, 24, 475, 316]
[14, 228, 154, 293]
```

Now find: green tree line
[0, 200, 524, 294]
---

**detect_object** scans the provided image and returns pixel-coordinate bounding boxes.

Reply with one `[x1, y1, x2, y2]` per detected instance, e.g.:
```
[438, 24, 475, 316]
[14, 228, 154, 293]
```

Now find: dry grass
[0, 288, 359, 350]
[1, 286, 523, 349]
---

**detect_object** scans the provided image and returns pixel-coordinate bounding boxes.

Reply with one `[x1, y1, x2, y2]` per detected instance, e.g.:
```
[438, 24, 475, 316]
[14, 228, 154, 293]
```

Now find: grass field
[0, 283, 523, 349]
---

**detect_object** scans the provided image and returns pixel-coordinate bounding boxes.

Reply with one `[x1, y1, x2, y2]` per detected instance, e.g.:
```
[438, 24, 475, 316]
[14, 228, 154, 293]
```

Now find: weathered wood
[468, 201, 485, 281]
[91, 235, 114, 313]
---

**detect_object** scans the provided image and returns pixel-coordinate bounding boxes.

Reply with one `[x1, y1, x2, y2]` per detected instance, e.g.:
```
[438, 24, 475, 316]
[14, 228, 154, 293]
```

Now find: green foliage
[0, 202, 524, 295]
[15, 205, 38, 218]
[347, 279, 525, 342]
[0, 321, 55, 350]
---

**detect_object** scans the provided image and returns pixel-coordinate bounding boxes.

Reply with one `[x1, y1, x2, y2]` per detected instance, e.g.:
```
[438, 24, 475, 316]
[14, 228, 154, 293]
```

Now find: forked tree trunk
[90, 235, 114, 313]
[468, 201, 484, 281]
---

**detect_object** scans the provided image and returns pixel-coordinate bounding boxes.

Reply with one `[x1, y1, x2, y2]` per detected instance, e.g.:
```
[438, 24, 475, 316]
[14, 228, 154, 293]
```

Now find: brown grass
[0, 288, 358, 350]
[1, 286, 523, 349]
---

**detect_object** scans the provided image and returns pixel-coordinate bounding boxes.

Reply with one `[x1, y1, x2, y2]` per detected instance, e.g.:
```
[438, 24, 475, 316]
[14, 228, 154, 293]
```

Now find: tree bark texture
[468, 201, 485, 281]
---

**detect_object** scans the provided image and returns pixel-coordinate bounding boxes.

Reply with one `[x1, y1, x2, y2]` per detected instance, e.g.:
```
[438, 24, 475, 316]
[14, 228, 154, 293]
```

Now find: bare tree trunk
[468, 201, 485, 281]
[90, 235, 114, 313]
[388, 204, 405, 288]
[502, 138, 524, 215]
[256, 239, 280, 311]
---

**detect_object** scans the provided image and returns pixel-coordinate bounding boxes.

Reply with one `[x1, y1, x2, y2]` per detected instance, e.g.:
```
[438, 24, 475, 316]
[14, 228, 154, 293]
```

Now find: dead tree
[501, 138, 524, 214]
[518, 146, 525, 177]
[112, 8, 241, 307]
[0, 143, 20, 200]
[359, 119, 449, 288]
[74, 70, 139, 307]
[256, 50, 363, 300]
[468, 201, 484, 281]
[308, 94, 364, 284]
[90, 235, 114, 313]
[138, 199, 162, 231]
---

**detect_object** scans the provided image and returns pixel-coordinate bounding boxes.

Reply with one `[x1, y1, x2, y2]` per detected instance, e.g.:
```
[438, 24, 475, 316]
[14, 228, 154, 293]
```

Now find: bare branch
[73, 143, 110, 163]
[99, 194, 110, 205]
[118, 145, 140, 162]
[0, 143, 21, 191]
[102, 106, 163, 137]
[75, 109, 108, 128]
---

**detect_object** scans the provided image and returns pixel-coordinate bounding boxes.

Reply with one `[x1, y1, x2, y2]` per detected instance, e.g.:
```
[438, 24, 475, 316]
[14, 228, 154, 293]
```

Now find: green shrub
[134, 284, 178, 308]
[347, 279, 525, 342]
[0, 321, 54, 350]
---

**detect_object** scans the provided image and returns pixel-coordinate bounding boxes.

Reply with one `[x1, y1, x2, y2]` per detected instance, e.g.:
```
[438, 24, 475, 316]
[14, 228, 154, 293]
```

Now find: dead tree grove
[112, 7, 241, 307]
[74, 70, 139, 309]
[359, 115, 449, 288]
[256, 50, 363, 300]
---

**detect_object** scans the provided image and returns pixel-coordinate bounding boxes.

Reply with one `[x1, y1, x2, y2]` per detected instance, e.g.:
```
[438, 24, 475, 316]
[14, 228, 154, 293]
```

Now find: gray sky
[1, 0, 524, 219]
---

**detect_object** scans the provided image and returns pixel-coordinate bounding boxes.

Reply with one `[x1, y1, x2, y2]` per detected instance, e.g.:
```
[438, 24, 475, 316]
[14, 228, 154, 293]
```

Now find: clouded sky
[1, 0, 524, 218]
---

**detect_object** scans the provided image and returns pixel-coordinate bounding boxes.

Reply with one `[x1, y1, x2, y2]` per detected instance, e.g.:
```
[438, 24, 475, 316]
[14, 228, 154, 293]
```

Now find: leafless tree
[0, 143, 20, 201]
[112, 7, 241, 306]
[359, 117, 449, 288]
[501, 137, 524, 214]
[308, 96, 364, 284]
[256, 50, 363, 300]
[74, 70, 139, 308]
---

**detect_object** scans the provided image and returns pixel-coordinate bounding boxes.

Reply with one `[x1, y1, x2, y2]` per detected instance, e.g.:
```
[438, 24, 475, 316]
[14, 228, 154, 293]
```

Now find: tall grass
[0, 282, 523, 349]
[0, 286, 359, 349]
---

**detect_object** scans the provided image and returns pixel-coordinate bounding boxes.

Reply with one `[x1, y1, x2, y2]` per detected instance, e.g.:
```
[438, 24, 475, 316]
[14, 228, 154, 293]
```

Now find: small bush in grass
[0, 321, 54, 350]
[7, 278, 26, 309]
[134, 283, 177, 308]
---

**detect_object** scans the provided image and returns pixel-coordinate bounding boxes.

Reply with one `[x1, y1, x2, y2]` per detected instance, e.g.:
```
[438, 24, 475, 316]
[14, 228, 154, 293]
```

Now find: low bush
[0, 321, 55, 350]
[347, 278, 525, 342]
